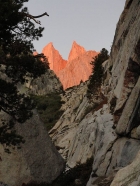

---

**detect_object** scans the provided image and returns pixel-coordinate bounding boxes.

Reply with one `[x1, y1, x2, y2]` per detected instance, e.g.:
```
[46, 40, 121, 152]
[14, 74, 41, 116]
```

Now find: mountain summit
[68, 41, 86, 62]
[42, 41, 98, 89]
[42, 42, 67, 73]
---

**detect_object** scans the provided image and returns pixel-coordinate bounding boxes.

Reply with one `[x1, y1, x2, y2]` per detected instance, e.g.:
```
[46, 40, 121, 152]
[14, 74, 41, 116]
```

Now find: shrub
[31, 93, 64, 131]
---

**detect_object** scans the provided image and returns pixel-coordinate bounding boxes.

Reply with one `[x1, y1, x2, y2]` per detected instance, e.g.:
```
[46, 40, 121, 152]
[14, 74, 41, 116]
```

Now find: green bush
[31, 93, 64, 131]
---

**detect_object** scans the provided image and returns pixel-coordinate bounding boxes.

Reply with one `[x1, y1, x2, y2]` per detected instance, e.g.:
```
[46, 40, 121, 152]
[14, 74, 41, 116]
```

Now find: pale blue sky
[25, 0, 126, 59]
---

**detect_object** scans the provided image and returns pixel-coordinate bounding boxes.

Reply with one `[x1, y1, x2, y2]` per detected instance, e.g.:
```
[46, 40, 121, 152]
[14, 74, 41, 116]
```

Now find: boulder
[0, 111, 64, 186]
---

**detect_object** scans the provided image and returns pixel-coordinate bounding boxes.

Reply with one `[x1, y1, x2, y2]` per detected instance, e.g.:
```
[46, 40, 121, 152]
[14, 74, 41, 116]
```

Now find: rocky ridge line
[42, 41, 98, 89]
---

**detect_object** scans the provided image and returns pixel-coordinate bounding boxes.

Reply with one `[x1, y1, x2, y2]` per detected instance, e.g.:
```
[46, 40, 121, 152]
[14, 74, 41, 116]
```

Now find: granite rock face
[42, 41, 98, 89]
[49, 1, 140, 185]
[28, 69, 63, 95]
[110, 150, 140, 186]
[89, 0, 140, 184]
[49, 82, 92, 163]
[108, 0, 140, 133]
[0, 111, 64, 186]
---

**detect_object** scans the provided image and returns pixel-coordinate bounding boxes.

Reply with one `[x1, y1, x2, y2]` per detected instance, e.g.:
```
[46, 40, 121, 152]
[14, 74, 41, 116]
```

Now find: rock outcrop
[109, 0, 140, 136]
[110, 150, 140, 186]
[49, 0, 140, 185]
[27, 69, 63, 95]
[49, 82, 94, 164]
[42, 41, 98, 89]
[0, 111, 64, 186]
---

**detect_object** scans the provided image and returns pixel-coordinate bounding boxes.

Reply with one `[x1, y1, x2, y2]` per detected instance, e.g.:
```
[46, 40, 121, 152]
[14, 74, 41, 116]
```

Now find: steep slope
[49, 0, 140, 185]
[42, 41, 98, 90]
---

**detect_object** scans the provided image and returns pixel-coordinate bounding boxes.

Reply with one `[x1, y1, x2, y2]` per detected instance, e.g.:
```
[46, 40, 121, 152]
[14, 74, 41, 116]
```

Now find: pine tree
[0, 0, 49, 149]
[87, 48, 109, 97]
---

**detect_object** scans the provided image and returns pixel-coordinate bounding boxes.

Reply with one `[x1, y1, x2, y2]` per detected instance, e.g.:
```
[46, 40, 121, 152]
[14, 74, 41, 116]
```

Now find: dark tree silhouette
[87, 48, 109, 97]
[0, 0, 49, 149]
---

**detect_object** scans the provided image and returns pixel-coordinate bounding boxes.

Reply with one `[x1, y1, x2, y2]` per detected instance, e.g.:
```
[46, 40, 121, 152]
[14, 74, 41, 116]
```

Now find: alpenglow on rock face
[68, 41, 86, 61]
[42, 41, 98, 89]
[42, 42, 67, 74]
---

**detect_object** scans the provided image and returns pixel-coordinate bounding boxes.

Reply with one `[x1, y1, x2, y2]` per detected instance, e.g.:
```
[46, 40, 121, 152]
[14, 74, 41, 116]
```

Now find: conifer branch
[22, 12, 49, 25]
